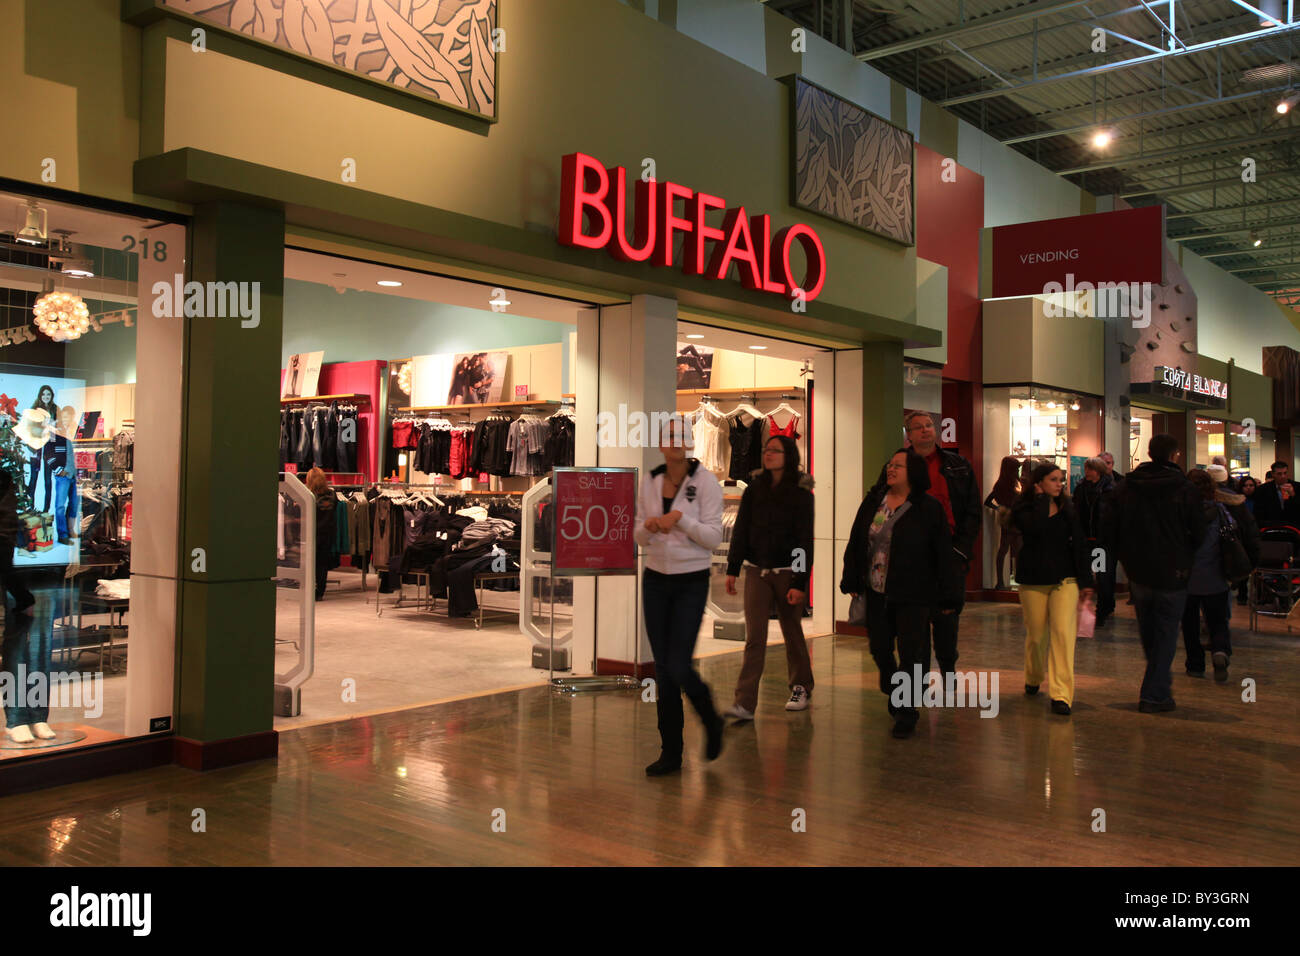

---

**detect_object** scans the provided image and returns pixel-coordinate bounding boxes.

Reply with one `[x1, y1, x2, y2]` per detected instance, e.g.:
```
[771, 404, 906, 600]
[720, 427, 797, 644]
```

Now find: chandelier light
[397, 361, 413, 395]
[32, 291, 91, 341]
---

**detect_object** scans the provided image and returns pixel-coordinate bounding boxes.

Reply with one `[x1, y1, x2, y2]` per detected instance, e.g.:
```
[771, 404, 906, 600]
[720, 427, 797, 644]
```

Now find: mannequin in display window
[984, 456, 1022, 591]
[2, 608, 56, 743]
[52, 406, 79, 546]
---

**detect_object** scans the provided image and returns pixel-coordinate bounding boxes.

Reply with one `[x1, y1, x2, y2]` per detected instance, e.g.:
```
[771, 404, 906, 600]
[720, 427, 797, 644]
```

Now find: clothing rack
[395, 399, 562, 413]
[281, 393, 370, 405]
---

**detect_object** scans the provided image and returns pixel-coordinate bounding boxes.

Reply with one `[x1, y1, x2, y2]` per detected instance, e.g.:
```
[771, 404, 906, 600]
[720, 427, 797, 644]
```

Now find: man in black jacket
[1074, 457, 1115, 625]
[1251, 460, 1300, 526]
[900, 412, 982, 680]
[1103, 434, 1206, 713]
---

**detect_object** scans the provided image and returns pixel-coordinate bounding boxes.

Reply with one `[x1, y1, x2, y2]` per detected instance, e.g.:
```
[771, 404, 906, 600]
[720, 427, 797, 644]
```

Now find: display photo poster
[447, 352, 508, 405]
[282, 351, 324, 399]
[0, 370, 88, 568]
[676, 343, 714, 389]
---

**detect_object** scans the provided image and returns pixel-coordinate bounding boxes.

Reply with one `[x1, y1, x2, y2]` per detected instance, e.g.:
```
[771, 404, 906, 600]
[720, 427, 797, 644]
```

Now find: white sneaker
[785, 686, 810, 711]
[32, 722, 57, 740]
[725, 703, 755, 721]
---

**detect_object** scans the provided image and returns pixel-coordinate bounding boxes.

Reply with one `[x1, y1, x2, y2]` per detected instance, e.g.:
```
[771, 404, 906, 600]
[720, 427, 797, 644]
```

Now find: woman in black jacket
[1012, 463, 1094, 716]
[842, 448, 957, 738]
[1182, 468, 1260, 682]
[724, 434, 815, 718]
[304, 467, 337, 600]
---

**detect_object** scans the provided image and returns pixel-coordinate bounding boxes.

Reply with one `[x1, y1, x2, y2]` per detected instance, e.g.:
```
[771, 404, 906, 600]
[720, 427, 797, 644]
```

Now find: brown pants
[733, 567, 814, 710]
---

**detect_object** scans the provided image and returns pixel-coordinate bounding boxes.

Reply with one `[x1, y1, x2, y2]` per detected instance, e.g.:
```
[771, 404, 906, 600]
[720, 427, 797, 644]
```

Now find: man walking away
[1105, 434, 1205, 713]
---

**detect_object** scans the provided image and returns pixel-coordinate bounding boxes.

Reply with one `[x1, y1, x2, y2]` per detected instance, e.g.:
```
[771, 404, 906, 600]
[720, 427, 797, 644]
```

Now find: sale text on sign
[552, 468, 637, 576]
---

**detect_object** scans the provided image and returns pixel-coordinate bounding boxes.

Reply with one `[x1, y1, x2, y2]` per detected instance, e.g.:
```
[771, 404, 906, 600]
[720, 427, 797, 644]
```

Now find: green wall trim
[890, 79, 908, 130]
[122, 2, 494, 132]
[862, 341, 904, 489]
[919, 99, 958, 159]
[134, 148, 941, 349]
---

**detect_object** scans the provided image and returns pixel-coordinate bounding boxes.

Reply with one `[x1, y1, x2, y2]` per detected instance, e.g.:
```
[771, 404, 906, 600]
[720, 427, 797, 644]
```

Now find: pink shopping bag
[1077, 597, 1096, 638]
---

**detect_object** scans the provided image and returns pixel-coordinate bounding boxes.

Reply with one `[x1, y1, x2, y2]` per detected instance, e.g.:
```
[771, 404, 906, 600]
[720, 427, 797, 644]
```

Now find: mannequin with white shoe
[3, 608, 59, 745]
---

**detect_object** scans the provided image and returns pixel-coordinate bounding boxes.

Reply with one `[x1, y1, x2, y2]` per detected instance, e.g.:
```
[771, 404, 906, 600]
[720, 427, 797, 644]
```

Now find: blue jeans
[642, 569, 718, 757]
[1130, 582, 1187, 704]
[53, 474, 76, 539]
[2, 613, 51, 727]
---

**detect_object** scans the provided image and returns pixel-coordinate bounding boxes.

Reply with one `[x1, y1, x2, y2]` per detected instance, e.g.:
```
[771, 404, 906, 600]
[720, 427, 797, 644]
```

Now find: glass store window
[1, 190, 176, 760]
[1227, 422, 1275, 481]
[1194, 418, 1226, 469]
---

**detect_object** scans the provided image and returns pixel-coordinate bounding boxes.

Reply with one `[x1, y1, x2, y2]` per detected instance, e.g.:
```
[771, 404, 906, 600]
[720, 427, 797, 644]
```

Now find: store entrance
[674, 321, 834, 655]
[273, 249, 593, 729]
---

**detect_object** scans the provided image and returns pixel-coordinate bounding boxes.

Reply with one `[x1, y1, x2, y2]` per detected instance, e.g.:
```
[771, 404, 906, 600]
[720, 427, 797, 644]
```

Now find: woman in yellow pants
[1010, 463, 1094, 715]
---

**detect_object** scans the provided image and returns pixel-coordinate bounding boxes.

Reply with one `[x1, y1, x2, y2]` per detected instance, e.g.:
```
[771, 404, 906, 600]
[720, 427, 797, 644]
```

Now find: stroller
[1250, 524, 1300, 621]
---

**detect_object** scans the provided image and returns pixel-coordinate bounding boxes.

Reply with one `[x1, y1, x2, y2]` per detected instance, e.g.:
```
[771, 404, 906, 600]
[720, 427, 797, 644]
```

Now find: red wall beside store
[916, 144, 985, 592]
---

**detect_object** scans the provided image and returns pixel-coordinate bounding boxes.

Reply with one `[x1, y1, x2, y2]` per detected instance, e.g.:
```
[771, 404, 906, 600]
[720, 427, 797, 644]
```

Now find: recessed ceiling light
[685, 334, 704, 339]
[377, 279, 403, 287]
[749, 345, 768, 350]
[61, 262, 95, 278]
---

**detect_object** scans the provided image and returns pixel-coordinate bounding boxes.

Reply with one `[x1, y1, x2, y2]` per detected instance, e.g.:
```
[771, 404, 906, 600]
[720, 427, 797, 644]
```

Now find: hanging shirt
[767, 414, 801, 439]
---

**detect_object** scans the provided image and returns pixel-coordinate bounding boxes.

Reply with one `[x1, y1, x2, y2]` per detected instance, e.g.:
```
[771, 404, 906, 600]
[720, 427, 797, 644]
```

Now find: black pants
[1181, 590, 1232, 672]
[0, 544, 34, 611]
[865, 590, 932, 726]
[1131, 583, 1186, 704]
[1091, 541, 1116, 620]
[642, 569, 718, 757]
[930, 600, 960, 677]
[27, 445, 54, 513]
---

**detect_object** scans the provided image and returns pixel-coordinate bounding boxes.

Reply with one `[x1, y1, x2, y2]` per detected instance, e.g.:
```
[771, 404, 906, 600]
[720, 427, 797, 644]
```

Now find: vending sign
[552, 467, 637, 576]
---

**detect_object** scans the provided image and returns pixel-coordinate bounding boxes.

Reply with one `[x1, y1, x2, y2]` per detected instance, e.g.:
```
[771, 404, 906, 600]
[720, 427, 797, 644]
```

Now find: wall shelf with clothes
[677, 388, 807, 484]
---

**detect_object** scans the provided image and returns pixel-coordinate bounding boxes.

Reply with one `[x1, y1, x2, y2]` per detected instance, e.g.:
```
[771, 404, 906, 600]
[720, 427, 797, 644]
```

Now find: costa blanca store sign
[1158, 366, 1228, 401]
[558, 152, 826, 302]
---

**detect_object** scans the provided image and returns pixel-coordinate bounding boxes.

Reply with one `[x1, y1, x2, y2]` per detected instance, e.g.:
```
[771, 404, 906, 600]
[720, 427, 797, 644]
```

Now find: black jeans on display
[0, 544, 34, 611]
[865, 590, 932, 726]
[642, 569, 718, 758]
[1130, 582, 1188, 704]
[27, 444, 54, 513]
[1181, 590, 1232, 672]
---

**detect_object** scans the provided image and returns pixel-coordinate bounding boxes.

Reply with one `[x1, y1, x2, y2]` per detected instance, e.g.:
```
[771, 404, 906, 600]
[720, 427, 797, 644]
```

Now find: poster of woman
[447, 352, 508, 405]
[676, 343, 714, 389]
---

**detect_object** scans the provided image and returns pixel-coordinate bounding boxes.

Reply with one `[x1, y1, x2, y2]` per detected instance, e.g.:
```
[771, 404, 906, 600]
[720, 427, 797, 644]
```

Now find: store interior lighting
[685, 333, 704, 339]
[1250, 230, 1263, 248]
[749, 344, 767, 350]
[1278, 91, 1300, 114]
[1091, 129, 1112, 149]
[15, 200, 47, 244]
[377, 279, 402, 287]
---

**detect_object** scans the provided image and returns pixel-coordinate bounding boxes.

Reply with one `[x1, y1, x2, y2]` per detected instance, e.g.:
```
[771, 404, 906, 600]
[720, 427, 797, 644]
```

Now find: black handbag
[1216, 503, 1253, 584]
[848, 593, 866, 625]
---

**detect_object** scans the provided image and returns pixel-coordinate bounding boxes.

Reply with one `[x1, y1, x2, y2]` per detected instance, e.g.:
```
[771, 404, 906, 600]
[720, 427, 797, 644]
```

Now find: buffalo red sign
[558, 152, 826, 301]
[990, 205, 1164, 299]
[552, 467, 637, 575]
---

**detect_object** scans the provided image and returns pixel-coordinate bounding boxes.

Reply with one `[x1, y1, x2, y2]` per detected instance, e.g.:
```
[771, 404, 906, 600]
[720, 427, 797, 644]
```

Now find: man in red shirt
[902, 411, 982, 679]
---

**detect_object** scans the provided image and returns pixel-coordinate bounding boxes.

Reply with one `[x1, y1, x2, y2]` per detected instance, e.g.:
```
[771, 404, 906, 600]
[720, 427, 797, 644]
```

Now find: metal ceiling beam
[1000, 87, 1289, 144]
[1172, 216, 1300, 241]
[1055, 129, 1300, 175]
[856, 0, 1094, 61]
[1167, 195, 1300, 220]
[1121, 170, 1300, 199]
[939, 23, 1300, 107]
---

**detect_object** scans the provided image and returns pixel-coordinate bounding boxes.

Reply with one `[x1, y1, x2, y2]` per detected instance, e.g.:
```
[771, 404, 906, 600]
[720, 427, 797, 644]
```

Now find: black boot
[645, 753, 682, 776]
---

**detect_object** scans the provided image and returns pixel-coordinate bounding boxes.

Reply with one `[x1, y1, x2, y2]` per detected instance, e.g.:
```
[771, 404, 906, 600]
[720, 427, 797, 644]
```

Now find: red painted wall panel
[280, 360, 385, 483]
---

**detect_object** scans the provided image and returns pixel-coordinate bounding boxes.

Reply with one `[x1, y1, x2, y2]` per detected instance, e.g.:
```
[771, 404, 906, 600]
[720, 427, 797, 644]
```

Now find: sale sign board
[552, 467, 637, 576]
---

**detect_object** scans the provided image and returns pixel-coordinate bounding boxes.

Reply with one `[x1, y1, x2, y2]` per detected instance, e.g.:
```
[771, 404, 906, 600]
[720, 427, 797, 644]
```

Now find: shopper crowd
[630, 405, 1284, 773]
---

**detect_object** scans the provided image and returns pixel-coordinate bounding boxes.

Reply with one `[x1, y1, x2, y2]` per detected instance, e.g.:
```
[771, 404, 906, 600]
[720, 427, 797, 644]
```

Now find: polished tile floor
[1, 601, 1297, 865]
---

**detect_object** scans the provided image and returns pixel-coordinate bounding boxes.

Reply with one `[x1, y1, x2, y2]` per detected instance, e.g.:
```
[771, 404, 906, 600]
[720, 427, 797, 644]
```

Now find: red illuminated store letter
[608, 166, 657, 263]
[707, 207, 762, 289]
[559, 152, 613, 250]
[653, 181, 695, 268]
[684, 191, 725, 276]
[752, 215, 787, 294]
[773, 224, 826, 301]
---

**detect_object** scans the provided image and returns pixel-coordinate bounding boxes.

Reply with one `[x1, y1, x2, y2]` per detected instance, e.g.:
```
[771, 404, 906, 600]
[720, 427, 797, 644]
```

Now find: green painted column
[862, 340, 905, 489]
[176, 201, 284, 744]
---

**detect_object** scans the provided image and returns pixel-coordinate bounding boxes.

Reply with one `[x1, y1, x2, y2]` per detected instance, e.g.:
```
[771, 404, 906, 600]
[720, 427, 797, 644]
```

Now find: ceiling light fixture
[1070, 400, 1081, 411]
[1251, 230, 1263, 247]
[15, 201, 47, 245]
[749, 345, 768, 350]
[33, 291, 91, 341]
[1257, 0, 1284, 27]
[377, 279, 402, 288]
[1277, 91, 1300, 114]
[685, 333, 704, 339]
[1092, 129, 1112, 149]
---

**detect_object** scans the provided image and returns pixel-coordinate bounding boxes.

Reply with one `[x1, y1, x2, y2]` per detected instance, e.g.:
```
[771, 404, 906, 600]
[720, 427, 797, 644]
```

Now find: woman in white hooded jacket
[634, 416, 725, 777]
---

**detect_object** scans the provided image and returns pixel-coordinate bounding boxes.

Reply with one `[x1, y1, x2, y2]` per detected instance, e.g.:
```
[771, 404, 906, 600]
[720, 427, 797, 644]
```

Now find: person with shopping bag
[1011, 463, 1094, 716]
[1181, 468, 1259, 682]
